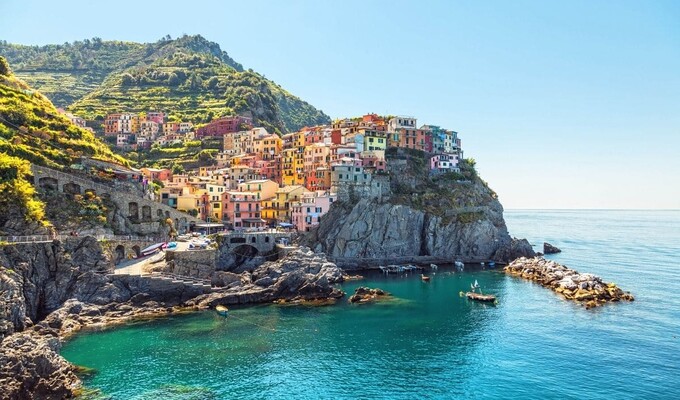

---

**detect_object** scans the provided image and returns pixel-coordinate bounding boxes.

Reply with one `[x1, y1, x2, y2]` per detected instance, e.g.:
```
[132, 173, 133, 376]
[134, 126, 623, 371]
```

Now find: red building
[196, 116, 253, 138]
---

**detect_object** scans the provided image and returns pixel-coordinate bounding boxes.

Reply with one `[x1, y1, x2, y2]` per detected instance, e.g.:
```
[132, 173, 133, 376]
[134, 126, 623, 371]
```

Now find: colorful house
[261, 184, 308, 225]
[196, 115, 253, 138]
[222, 191, 264, 230]
[291, 191, 337, 232]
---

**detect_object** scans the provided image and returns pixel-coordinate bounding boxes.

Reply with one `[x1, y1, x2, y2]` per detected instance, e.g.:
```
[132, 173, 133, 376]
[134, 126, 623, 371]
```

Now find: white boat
[139, 242, 165, 257]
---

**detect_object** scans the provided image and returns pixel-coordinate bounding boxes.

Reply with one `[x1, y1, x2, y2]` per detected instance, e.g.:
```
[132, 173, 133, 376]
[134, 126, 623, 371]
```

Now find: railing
[0, 234, 162, 244]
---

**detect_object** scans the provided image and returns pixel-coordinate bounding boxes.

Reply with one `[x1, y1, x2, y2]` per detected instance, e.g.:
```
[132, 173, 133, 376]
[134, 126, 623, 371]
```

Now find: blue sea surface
[61, 210, 680, 399]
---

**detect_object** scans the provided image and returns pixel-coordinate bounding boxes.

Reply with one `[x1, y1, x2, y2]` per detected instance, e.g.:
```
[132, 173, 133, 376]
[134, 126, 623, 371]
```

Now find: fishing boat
[139, 242, 165, 257]
[460, 280, 497, 303]
[215, 305, 229, 317]
[464, 292, 496, 302]
[422, 275, 431, 282]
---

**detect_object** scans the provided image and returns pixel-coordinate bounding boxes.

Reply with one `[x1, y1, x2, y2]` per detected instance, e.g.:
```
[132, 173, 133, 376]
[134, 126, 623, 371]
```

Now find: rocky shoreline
[504, 257, 634, 309]
[0, 240, 346, 400]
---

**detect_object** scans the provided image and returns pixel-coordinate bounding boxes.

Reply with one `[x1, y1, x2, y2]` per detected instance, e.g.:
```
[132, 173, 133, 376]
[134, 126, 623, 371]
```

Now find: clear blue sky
[1, 0, 679, 209]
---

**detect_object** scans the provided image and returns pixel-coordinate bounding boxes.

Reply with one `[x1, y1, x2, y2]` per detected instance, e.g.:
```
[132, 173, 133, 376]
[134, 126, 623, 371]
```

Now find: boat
[422, 275, 431, 282]
[215, 305, 229, 317]
[461, 280, 497, 303]
[464, 292, 497, 302]
[139, 242, 165, 257]
[166, 241, 177, 249]
[430, 263, 438, 270]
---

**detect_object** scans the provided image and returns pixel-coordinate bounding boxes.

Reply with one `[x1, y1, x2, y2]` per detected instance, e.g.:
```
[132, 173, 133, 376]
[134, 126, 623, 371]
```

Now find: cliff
[304, 149, 534, 267]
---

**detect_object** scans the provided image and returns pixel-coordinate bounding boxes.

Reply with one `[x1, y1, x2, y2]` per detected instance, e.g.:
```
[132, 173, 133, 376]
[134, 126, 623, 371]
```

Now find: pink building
[361, 153, 387, 172]
[291, 191, 337, 232]
[146, 111, 165, 125]
[430, 153, 460, 173]
[222, 191, 264, 230]
[197, 115, 253, 138]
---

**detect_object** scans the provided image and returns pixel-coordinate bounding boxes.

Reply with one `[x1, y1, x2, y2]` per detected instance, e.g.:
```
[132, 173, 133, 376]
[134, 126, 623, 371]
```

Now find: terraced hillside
[0, 35, 330, 133]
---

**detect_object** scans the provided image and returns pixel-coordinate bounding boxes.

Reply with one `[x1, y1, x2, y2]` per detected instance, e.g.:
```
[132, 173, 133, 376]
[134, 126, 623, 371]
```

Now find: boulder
[543, 242, 562, 254]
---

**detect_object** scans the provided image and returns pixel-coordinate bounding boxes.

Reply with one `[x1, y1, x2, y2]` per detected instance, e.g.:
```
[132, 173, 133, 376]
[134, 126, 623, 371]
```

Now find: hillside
[0, 56, 128, 233]
[0, 35, 330, 133]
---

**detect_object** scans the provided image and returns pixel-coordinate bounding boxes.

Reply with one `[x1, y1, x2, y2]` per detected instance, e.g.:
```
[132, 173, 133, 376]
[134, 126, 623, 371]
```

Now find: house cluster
[133, 113, 464, 232]
[100, 112, 254, 150]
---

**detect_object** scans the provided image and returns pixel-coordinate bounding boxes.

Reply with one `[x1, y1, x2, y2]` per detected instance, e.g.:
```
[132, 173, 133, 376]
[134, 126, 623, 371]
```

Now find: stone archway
[157, 209, 164, 218]
[129, 202, 139, 220]
[131, 245, 141, 258]
[232, 244, 259, 258]
[63, 182, 82, 195]
[38, 177, 58, 191]
[114, 245, 125, 264]
[142, 205, 152, 221]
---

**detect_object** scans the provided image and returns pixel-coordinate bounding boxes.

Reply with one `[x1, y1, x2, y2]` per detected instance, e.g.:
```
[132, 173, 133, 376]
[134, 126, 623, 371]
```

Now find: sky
[1, 0, 679, 209]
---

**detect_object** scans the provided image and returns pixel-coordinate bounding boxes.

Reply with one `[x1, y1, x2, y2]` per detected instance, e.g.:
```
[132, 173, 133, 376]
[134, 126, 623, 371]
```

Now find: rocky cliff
[304, 149, 534, 266]
[0, 238, 346, 399]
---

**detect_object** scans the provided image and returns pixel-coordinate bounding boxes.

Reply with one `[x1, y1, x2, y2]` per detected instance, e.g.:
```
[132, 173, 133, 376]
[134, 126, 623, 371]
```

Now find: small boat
[464, 292, 497, 302]
[166, 241, 177, 249]
[139, 242, 165, 257]
[215, 305, 229, 317]
[461, 280, 497, 303]
[430, 264, 438, 270]
[422, 275, 431, 282]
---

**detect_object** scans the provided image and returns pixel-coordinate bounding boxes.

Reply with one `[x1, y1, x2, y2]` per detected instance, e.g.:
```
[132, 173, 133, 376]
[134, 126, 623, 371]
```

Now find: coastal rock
[348, 287, 390, 303]
[188, 248, 345, 307]
[0, 330, 79, 400]
[504, 257, 634, 308]
[304, 198, 532, 267]
[543, 242, 562, 254]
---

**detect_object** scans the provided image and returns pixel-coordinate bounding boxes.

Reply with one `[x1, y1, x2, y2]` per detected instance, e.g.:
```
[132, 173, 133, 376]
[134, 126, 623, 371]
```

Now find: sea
[60, 210, 680, 399]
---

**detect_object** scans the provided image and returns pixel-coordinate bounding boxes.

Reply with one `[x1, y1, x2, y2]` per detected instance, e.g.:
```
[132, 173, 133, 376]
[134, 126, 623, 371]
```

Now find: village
[65, 111, 464, 232]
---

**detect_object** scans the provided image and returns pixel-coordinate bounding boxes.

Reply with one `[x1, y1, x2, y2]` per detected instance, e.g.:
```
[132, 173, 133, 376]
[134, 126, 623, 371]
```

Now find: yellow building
[253, 133, 282, 160]
[238, 179, 279, 200]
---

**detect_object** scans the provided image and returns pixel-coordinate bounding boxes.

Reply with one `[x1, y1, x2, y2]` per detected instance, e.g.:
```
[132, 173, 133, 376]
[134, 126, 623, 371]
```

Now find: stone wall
[31, 165, 202, 235]
[166, 250, 217, 279]
[335, 174, 391, 202]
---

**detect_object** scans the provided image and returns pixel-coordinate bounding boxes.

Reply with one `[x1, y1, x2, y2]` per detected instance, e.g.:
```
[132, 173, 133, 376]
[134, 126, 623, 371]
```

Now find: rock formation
[187, 247, 345, 307]
[0, 239, 344, 399]
[504, 257, 634, 309]
[348, 287, 390, 303]
[543, 242, 562, 254]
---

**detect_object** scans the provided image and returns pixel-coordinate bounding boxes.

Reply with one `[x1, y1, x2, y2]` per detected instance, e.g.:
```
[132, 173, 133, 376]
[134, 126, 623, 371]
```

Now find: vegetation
[0, 35, 330, 133]
[386, 149, 496, 222]
[0, 153, 45, 223]
[0, 57, 128, 228]
[0, 58, 128, 168]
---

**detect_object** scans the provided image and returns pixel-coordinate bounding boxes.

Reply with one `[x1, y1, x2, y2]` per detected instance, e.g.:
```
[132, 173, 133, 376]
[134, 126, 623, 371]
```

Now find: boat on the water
[461, 280, 497, 304]
[464, 292, 496, 302]
[215, 305, 229, 317]
[422, 275, 431, 282]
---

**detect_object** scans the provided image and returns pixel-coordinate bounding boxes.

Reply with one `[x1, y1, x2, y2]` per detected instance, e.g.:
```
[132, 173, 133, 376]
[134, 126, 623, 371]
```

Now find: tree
[0, 56, 11, 76]
[171, 163, 185, 174]
[121, 73, 135, 86]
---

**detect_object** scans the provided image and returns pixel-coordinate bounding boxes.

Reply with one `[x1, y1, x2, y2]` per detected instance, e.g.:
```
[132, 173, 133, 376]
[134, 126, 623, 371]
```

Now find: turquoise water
[61, 210, 680, 399]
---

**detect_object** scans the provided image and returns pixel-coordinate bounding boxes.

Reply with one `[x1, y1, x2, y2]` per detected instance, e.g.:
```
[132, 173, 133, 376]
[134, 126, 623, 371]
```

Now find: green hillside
[0, 35, 330, 133]
[0, 56, 128, 230]
[0, 57, 127, 168]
